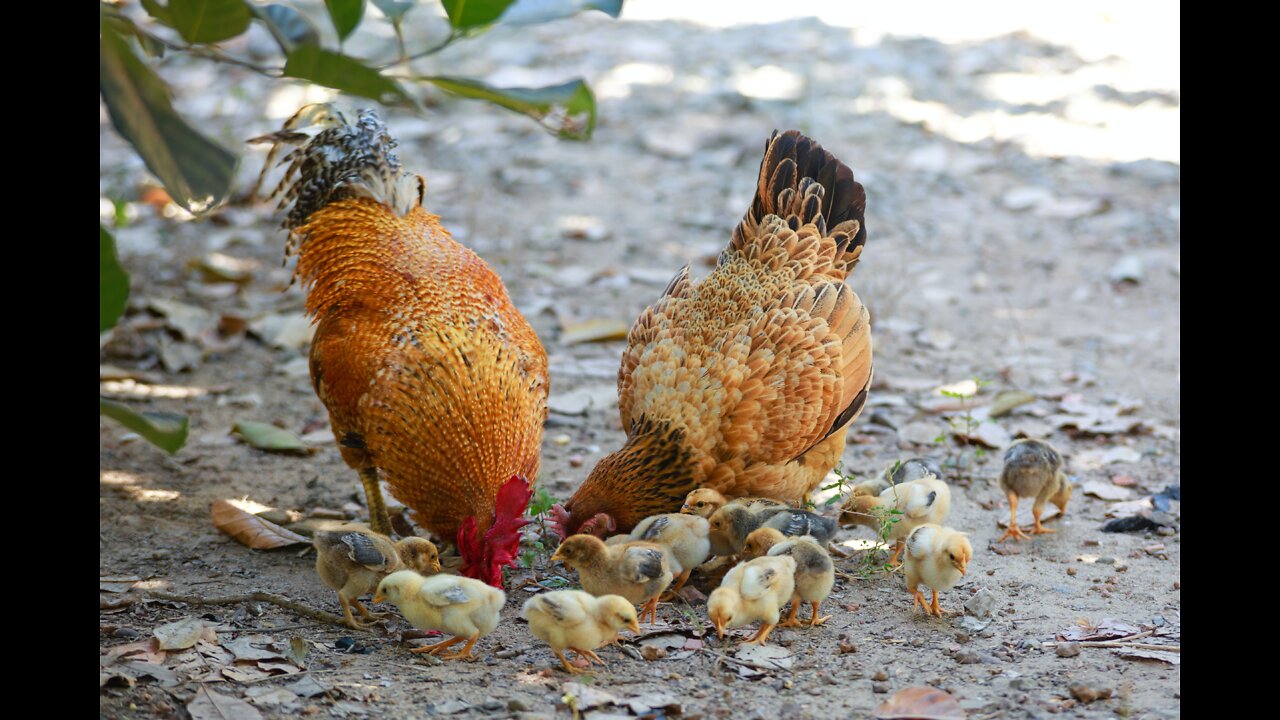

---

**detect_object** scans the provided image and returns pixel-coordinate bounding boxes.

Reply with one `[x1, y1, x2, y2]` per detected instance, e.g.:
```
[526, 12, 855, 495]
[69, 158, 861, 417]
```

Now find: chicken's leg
[661, 569, 692, 601]
[411, 635, 463, 655]
[1031, 503, 1056, 534]
[808, 601, 831, 627]
[350, 597, 386, 622]
[358, 467, 393, 537]
[997, 493, 1030, 542]
[554, 649, 588, 674]
[570, 647, 607, 666]
[640, 595, 660, 624]
[911, 588, 930, 614]
[929, 590, 945, 618]
[887, 541, 904, 566]
[338, 596, 375, 630]
[779, 600, 803, 628]
[439, 634, 479, 661]
[742, 623, 776, 646]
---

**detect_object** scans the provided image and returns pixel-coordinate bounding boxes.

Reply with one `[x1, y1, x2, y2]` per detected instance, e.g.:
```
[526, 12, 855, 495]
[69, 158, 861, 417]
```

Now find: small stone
[872, 682, 890, 694]
[480, 699, 505, 711]
[552, 434, 571, 446]
[979, 630, 996, 639]
[113, 627, 141, 640]
[911, 637, 926, 648]
[965, 587, 996, 618]
[1098, 556, 1117, 565]
[1066, 567, 1077, 576]
[1056, 643, 1082, 658]
[838, 636, 858, 654]
[954, 632, 970, 644]
[1082, 539, 1100, 547]
[567, 454, 585, 468]
[955, 650, 982, 664]
[641, 646, 667, 661]
[1068, 683, 1113, 703]
[507, 699, 530, 713]
[1108, 255, 1144, 284]
[873, 670, 888, 682]
[493, 648, 523, 659]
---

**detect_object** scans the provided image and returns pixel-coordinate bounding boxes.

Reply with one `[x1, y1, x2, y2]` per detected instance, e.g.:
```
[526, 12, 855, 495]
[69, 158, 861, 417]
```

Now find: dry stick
[145, 590, 348, 629]
[1043, 629, 1181, 651]
[699, 648, 792, 674]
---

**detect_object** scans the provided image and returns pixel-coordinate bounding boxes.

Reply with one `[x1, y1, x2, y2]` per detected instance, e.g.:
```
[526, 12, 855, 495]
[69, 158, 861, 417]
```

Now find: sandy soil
[101, 3, 1179, 718]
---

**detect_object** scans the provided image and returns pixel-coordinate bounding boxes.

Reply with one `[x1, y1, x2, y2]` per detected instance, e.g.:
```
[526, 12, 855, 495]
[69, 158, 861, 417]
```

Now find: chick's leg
[998, 493, 1031, 542]
[554, 649, 588, 674]
[438, 634, 479, 661]
[662, 570, 692, 600]
[358, 467, 393, 537]
[929, 591, 945, 618]
[1031, 501, 1056, 534]
[887, 542, 904, 566]
[571, 648, 607, 666]
[808, 601, 831, 627]
[640, 596, 660, 624]
[349, 597, 386, 621]
[779, 599, 803, 628]
[338, 596, 375, 631]
[742, 623, 776, 645]
[411, 635, 464, 655]
[909, 583, 930, 615]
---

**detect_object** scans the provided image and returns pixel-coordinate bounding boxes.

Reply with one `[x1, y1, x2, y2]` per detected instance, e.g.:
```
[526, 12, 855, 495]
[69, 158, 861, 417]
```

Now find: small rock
[567, 454, 585, 468]
[954, 632, 970, 644]
[113, 627, 142, 640]
[1098, 556, 1116, 565]
[1056, 643, 1082, 658]
[873, 670, 888, 682]
[955, 650, 982, 664]
[552, 434, 571, 446]
[1108, 255, 1144, 284]
[507, 699, 530, 713]
[1068, 683, 1113, 703]
[964, 587, 996, 618]
[1066, 567, 1077, 576]
[872, 681, 891, 694]
[838, 636, 858, 654]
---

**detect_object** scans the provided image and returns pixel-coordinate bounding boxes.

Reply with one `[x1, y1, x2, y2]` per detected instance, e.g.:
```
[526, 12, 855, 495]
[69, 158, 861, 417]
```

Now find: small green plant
[519, 484, 559, 570]
[935, 377, 993, 478]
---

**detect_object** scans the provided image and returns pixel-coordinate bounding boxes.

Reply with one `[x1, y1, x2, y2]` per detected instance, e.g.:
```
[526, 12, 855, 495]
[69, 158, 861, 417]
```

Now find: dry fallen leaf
[874, 686, 966, 720]
[560, 318, 630, 345]
[153, 618, 216, 650]
[988, 390, 1036, 418]
[1081, 481, 1133, 501]
[100, 575, 141, 593]
[188, 685, 264, 720]
[1113, 648, 1179, 665]
[212, 500, 310, 550]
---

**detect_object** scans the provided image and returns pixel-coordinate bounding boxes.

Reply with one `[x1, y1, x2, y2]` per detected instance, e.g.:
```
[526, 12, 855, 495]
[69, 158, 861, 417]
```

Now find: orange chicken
[553, 130, 872, 537]
[255, 106, 548, 586]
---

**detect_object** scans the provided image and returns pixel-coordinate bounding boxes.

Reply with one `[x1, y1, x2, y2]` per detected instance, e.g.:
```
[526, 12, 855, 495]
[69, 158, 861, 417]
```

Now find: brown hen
[255, 105, 548, 586]
[553, 130, 872, 536]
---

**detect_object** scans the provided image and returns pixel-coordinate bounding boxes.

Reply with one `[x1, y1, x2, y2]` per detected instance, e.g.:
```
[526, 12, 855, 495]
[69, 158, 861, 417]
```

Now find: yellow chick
[373, 570, 505, 660]
[851, 457, 943, 497]
[551, 535, 673, 624]
[626, 513, 711, 596]
[903, 524, 972, 618]
[314, 529, 441, 630]
[522, 590, 640, 674]
[681, 488, 787, 519]
[840, 474, 950, 564]
[998, 438, 1072, 542]
[741, 527, 786, 560]
[767, 536, 835, 628]
[707, 555, 797, 645]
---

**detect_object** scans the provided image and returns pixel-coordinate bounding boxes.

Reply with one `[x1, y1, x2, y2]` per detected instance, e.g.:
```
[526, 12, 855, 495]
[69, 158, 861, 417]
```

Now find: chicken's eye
[697, 502, 706, 507]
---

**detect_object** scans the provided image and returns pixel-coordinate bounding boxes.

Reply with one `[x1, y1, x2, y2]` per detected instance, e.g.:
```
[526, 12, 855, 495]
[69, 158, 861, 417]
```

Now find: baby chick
[627, 513, 711, 597]
[314, 529, 441, 630]
[998, 438, 1072, 542]
[681, 488, 788, 519]
[903, 524, 972, 617]
[707, 504, 782, 556]
[522, 590, 640, 674]
[841, 474, 950, 565]
[707, 555, 797, 645]
[759, 508, 839, 545]
[852, 457, 944, 497]
[741, 527, 787, 560]
[373, 570, 505, 660]
[552, 535, 673, 623]
[769, 537, 835, 628]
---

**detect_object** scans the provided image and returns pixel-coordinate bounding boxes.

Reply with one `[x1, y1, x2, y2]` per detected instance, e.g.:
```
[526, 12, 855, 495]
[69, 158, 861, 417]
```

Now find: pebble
[1098, 556, 1116, 564]
[955, 650, 982, 664]
[872, 681, 890, 694]
[1068, 683, 1113, 703]
[552, 434, 571, 446]
[1056, 643, 1082, 658]
[113, 627, 142, 640]
[954, 632, 970, 644]
[873, 670, 889, 682]
[567, 454, 585, 468]
[506, 699, 531, 713]
[1066, 567, 1077, 576]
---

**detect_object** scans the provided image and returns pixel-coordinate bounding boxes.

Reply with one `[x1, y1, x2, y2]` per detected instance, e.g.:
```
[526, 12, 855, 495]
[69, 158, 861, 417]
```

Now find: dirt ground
[100, 3, 1180, 718]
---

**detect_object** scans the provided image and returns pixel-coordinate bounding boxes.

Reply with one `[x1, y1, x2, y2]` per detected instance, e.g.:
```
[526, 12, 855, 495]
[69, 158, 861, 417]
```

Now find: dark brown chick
[551, 535, 673, 624]
[997, 439, 1072, 542]
[314, 529, 441, 629]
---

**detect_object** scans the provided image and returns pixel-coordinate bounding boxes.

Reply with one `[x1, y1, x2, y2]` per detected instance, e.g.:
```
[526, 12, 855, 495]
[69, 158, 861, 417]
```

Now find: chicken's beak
[713, 618, 725, 639]
[956, 560, 968, 576]
[430, 562, 442, 574]
[550, 552, 565, 564]
[680, 504, 692, 513]
[628, 620, 641, 634]
[372, 593, 385, 604]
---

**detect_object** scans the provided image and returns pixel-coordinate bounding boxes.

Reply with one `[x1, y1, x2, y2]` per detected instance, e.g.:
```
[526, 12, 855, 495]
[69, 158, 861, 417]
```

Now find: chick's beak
[372, 593, 385, 604]
[430, 561, 442, 574]
[550, 552, 565, 564]
[956, 560, 968, 576]
[628, 620, 641, 634]
[679, 504, 692, 513]
[713, 618, 726, 639]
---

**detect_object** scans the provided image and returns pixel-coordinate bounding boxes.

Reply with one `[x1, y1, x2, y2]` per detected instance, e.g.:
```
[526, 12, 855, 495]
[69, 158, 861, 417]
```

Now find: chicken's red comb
[458, 475, 533, 587]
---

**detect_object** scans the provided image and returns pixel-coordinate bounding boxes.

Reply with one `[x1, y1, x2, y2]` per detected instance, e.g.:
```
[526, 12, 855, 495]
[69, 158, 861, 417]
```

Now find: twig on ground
[144, 590, 347, 628]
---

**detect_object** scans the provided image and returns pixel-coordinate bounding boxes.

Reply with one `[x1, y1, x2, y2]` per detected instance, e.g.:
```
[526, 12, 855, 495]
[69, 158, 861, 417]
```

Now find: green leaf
[139, 0, 174, 26]
[284, 46, 412, 105]
[232, 421, 310, 453]
[100, 398, 189, 454]
[253, 3, 320, 52]
[441, 0, 515, 29]
[498, 0, 622, 25]
[371, 0, 415, 23]
[324, 0, 366, 41]
[100, 226, 130, 333]
[423, 76, 597, 140]
[169, 0, 253, 44]
[99, 20, 238, 214]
